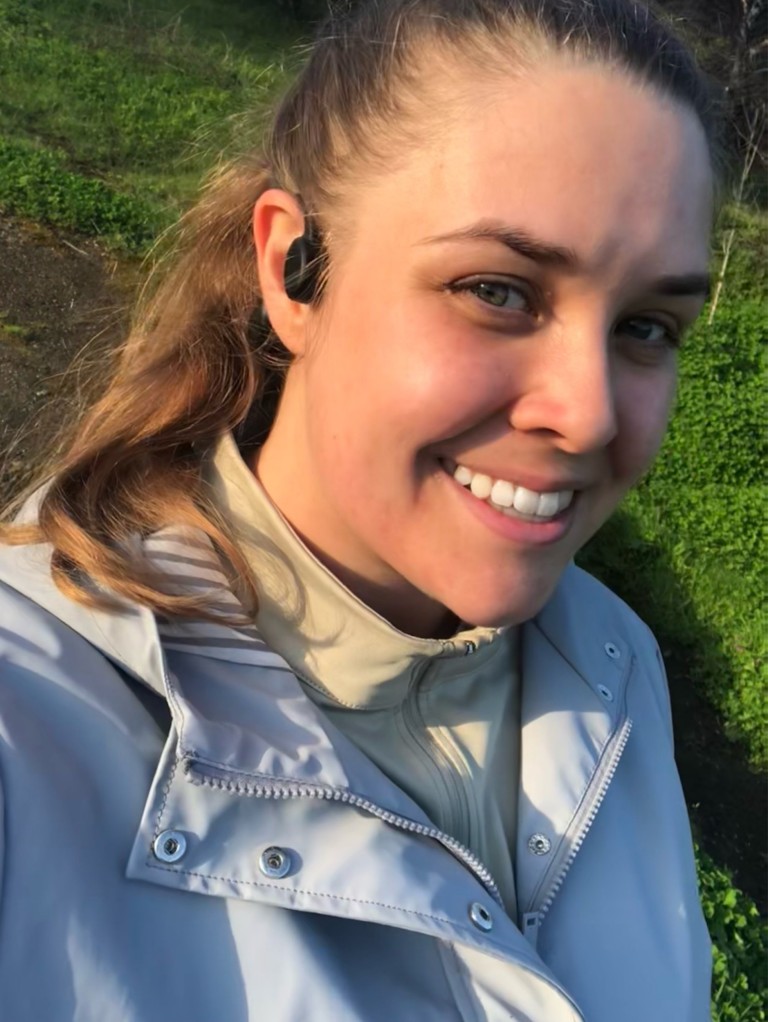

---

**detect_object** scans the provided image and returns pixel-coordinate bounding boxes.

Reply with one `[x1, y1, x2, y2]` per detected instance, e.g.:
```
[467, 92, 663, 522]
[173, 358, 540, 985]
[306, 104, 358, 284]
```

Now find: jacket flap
[516, 568, 634, 916]
[127, 732, 584, 1022]
[0, 541, 168, 697]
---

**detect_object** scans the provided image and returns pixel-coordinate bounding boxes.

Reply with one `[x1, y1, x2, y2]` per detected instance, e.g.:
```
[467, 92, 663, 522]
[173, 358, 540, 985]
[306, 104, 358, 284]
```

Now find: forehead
[351, 63, 713, 275]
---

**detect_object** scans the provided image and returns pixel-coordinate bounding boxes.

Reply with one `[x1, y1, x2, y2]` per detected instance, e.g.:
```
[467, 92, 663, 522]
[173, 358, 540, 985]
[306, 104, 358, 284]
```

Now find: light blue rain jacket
[0, 534, 711, 1021]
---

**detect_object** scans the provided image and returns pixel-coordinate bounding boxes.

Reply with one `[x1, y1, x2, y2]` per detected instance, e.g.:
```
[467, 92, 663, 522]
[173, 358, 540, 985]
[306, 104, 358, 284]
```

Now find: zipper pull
[522, 911, 541, 949]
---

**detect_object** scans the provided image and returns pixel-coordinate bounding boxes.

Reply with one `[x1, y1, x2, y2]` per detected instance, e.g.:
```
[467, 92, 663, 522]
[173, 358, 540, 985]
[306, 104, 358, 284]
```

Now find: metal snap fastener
[468, 901, 493, 932]
[597, 684, 614, 702]
[604, 642, 620, 660]
[153, 829, 187, 863]
[527, 833, 552, 856]
[259, 846, 292, 879]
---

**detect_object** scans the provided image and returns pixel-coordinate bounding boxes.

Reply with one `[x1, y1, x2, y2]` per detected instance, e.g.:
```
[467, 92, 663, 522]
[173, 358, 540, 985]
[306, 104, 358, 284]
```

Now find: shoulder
[544, 562, 660, 655]
[0, 558, 169, 790]
[0, 576, 164, 739]
[540, 563, 673, 733]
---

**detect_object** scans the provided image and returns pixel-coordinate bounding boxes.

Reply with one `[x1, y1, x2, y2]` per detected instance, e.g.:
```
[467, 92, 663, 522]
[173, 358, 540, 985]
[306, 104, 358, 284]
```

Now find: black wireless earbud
[283, 223, 324, 303]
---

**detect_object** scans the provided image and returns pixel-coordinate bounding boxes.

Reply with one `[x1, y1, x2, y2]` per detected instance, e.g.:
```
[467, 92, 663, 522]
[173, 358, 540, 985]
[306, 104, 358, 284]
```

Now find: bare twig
[60, 238, 91, 259]
[708, 109, 764, 324]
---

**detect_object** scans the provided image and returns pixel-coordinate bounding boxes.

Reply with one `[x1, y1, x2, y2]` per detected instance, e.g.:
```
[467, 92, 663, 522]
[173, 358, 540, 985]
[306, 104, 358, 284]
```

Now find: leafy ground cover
[0, 1, 765, 1017]
[0, 0, 295, 247]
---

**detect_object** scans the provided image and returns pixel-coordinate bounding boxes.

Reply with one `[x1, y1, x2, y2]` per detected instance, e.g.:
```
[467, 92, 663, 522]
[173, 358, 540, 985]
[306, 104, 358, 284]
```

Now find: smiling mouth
[441, 459, 576, 522]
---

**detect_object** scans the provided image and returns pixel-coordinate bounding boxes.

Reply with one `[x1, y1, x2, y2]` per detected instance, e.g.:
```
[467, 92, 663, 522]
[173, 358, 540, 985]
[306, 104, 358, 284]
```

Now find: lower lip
[442, 469, 577, 546]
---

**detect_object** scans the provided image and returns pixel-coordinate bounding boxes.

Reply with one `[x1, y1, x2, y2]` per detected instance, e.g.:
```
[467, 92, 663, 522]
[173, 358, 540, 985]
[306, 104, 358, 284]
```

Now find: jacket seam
[436, 943, 484, 1022]
[153, 754, 179, 839]
[162, 671, 188, 750]
[143, 863, 546, 971]
[145, 861, 462, 924]
[181, 755, 349, 790]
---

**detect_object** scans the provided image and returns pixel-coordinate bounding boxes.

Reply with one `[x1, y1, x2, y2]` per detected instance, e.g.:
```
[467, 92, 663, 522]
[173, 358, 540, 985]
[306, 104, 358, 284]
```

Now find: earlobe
[252, 189, 311, 356]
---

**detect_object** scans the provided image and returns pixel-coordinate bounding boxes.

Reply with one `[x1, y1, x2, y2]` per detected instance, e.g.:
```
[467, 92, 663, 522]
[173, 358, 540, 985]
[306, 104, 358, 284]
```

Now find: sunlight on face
[257, 63, 713, 637]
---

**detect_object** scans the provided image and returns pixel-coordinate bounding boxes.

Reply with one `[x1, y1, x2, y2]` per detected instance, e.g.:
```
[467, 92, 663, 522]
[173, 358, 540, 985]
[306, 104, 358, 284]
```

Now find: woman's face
[257, 63, 713, 637]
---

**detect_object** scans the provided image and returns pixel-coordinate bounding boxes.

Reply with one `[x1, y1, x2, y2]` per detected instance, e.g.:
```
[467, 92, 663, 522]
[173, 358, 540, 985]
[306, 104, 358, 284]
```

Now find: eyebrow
[419, 220, 578, 269]
[419, 219, 711, 298]
[650, 273, 711, 300]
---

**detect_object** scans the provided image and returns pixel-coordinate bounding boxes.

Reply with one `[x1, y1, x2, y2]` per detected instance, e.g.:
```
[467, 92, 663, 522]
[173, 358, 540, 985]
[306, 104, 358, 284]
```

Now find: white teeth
[512, 485, 541, 516]
[447, 460, 575, 521]
[490, 479, 515, 508]
[469, 473, 493, 500]
[537, 491, 560, 517]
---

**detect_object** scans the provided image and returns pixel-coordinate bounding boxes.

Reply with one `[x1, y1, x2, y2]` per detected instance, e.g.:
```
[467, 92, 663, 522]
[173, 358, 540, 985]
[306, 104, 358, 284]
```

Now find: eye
[617, 316, 681, 349]
[446, 275, 535, 314]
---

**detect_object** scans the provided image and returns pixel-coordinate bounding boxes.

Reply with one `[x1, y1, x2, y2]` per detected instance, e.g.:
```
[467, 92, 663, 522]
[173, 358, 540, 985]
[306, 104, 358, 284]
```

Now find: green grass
[0, 2, 765, 1016]
[0, 0, 298, 248]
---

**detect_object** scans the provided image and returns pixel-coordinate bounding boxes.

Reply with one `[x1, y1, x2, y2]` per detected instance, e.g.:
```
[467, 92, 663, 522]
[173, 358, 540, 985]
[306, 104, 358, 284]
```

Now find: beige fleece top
[207, 434, 521, 916]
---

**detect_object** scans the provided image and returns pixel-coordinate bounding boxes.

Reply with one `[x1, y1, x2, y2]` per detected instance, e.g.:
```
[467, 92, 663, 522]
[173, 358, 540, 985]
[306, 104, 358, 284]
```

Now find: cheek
[308, 296, 483, 453]
[615, 366, 677, 479]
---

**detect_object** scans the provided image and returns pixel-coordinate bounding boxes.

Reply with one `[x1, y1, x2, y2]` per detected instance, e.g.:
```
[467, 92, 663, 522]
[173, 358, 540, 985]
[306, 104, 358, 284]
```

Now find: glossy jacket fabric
[0, 536, 711, 1022]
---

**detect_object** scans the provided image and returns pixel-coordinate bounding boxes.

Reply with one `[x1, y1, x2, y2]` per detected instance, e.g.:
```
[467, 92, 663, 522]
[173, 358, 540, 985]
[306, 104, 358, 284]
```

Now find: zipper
[185, 761, 589, 1022]
[184, 759, 505, 908]
[521, 715, 633, 948]
[401, 661, 472, 845]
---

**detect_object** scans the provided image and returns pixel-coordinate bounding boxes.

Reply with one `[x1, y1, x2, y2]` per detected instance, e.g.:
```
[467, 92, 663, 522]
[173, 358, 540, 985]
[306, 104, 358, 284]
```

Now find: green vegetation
[698, 847, 768, 1020]
[0, 0, 295, 249]
[0, 310, 36, 354]
[0, 138, 158, 251]
[0, 1, 765, 1017]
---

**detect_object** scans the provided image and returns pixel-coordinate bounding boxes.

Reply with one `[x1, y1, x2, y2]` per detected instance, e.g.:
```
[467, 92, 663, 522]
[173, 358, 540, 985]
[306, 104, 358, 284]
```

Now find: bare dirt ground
[0, 212, 765, 910]
[0, 215, 131, 493]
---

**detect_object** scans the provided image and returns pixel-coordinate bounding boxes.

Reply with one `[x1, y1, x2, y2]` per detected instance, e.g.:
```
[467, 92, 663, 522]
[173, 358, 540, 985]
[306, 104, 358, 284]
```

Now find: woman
[0, 1, 720, 1020]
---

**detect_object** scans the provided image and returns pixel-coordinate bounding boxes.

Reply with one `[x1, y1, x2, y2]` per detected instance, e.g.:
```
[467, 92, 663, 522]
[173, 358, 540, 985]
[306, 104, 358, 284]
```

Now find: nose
[508, 325, 619, 453]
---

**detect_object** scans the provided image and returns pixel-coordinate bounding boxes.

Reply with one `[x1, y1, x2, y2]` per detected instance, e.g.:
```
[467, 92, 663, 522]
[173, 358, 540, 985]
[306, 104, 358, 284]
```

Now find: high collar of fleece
[205, 434, 510, 710]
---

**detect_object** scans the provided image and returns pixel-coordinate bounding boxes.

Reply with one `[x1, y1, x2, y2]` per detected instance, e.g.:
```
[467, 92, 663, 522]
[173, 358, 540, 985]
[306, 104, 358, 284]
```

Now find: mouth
[440, 459, 577, 524]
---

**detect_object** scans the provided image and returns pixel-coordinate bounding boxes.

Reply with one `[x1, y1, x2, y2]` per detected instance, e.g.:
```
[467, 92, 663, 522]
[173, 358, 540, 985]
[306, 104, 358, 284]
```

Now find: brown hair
[1, 0, 724, 619]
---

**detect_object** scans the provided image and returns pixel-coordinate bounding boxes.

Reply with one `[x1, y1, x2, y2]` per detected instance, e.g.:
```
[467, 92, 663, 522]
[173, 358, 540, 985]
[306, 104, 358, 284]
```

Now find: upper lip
[442, 457, 587, 493]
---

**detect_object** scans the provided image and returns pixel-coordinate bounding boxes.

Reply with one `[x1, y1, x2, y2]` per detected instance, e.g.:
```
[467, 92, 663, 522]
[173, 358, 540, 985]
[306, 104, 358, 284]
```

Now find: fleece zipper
[400, 659, 472, 846]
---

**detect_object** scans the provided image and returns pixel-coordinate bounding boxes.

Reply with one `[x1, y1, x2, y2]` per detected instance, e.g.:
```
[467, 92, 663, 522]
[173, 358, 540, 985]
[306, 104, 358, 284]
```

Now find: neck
[252, 432, 459, 640]
[289, 531, 460, 639]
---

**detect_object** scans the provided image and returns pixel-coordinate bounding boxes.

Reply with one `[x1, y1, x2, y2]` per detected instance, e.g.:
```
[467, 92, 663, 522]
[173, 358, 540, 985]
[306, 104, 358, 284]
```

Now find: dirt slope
[0, 215, 130, 495]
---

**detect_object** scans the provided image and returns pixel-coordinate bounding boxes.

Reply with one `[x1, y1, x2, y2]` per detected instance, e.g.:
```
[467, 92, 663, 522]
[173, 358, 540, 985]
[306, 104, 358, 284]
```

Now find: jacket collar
[0, 506, 634, 787]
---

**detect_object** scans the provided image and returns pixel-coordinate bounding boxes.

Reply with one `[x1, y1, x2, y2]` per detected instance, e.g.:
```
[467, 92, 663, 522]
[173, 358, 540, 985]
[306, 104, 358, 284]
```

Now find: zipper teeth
[187, 765, 505, 908]
[401, 668, 471, 846]
[537, 717, 633, 924]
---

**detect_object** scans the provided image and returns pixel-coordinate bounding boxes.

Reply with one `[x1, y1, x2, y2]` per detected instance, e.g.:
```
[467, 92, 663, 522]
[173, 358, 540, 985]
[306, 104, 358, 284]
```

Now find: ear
[252, 189, 311, 357]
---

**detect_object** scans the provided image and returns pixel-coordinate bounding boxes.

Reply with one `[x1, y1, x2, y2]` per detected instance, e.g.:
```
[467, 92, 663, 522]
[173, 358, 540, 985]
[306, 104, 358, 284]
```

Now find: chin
[443, 579, 560, 630]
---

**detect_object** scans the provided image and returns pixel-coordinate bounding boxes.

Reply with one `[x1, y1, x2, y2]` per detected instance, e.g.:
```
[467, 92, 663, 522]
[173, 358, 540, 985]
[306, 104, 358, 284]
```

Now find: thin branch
[708, 110, 764, 324]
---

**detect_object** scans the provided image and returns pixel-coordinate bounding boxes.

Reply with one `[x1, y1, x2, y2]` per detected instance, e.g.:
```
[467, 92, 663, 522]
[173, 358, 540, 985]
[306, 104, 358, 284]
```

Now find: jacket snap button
[597, 684, 614, 702]
[468, 901, 493, 932]
[153, 829, 187, 863]
[604, 642, 620, 660]
[527, 833, 552, 856]
[259, 846, 292, 879]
